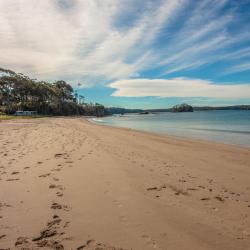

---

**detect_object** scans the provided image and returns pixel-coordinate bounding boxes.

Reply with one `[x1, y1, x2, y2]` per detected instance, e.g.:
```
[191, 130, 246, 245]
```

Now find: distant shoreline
[90, 110, 250, 148]
[106, 104, 250, 115]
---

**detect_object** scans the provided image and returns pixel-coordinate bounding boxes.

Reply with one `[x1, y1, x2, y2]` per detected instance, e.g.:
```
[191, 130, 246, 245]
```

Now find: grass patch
[0, 114, 46, 120]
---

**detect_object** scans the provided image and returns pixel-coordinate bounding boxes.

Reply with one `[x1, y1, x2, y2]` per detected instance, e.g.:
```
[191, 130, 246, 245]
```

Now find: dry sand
[0, 117, 250, 250]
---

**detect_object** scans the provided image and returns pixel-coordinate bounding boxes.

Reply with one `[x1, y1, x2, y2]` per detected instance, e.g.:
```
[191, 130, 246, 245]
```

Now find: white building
[15, 111, 37, 116]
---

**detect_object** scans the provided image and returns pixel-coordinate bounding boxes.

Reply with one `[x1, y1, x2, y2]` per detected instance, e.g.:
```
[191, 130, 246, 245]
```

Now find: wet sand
[0, 117, 250, 250]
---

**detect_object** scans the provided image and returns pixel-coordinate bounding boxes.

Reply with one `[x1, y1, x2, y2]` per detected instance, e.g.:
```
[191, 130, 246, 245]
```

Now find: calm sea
[91, 110, 250, 147]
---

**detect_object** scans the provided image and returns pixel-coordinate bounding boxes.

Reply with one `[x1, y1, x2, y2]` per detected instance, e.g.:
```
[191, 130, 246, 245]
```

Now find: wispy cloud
[0, 0, 184, 85]
[225, 62, 250, 74]
[158, 1, 250, 75]
[0, 0, 249, 94]
[109, 78, 250, 99]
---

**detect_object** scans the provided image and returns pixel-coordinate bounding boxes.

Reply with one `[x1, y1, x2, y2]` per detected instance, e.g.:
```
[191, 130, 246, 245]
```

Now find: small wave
[91, 118, 104, 123]
[189, 128, 250, 134]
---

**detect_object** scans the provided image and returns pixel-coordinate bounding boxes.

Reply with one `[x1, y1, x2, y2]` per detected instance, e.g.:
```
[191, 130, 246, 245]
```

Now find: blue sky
[0, 0, 250, 108]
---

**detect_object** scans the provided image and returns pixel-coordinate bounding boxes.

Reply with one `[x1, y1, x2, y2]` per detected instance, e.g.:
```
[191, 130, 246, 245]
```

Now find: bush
[171, 103, 193, 112]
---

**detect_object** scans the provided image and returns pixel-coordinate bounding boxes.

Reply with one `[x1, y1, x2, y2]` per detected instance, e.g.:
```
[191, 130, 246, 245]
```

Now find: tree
[171, 103, 193, 112]
[0, 67, 107, 116]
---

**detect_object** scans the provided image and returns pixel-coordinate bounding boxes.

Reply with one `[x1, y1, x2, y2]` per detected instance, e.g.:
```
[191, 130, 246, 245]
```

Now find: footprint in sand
[168, 185, 189, 196]
[47, 216, 62, 228]
[15, 236, 31, 248]
[54, 153, 68, 159]
[141, 234, 157, 248]
[119, 215, 129, 225]
[51, 202, 70, 211]
[39, 173, 50, 178]
[11, 171, 19, 175]
[178, 178, 187, 183]
[56, 192, 63, 197]
[201, 197, 211, 201]
[147, 187, 159, 191]
[113, 200, 123, 208]
[49, 184, 64, 191]
[49, 152, 63, 161]
[63, 221, 70, 228]
[215, 196, 225, 202]
[0, 234, 6, 239]
[32, 228, 57, 242]
[52, 168, 62, 172]
[6, 178, 20, 181]
[51, 202, 63, 210]
[77, 239, 125, 250]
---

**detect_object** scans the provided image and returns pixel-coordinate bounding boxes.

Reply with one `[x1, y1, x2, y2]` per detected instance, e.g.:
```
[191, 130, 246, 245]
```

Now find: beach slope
[0, 117, 249, 249]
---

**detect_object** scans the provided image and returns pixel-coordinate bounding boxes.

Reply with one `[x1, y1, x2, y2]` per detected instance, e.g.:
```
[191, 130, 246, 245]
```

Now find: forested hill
[0, 68, 106, 116]
[106, 105, 250, 114]
[193, 105, 250, 111]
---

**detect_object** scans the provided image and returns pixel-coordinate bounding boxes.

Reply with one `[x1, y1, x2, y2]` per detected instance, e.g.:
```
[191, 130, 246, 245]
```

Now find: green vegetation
[171, 103, 193, 112]
[107, 104, 250, 115]
[0, 114, 45, 120]
[106, 107, 144, 115]
[0, 68, 106, 117]
[193, 105, 250, 111]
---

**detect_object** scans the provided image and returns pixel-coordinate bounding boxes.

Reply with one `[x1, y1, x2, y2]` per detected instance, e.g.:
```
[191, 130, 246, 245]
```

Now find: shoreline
[88, 117, 250, 150]
[88, 109, 250, 148]
[0, 117, 250, 249]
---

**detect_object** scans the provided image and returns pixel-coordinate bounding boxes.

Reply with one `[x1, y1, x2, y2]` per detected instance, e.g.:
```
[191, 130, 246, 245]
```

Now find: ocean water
[92, 110, 250, 147]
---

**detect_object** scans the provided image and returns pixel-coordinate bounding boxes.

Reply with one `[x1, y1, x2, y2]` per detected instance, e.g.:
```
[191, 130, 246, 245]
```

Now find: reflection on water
[92, 110, 250, 147]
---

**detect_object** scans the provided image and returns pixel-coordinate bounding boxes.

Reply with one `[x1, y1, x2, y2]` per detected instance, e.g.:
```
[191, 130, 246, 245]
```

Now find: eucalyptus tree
[0, 67, 106, 116]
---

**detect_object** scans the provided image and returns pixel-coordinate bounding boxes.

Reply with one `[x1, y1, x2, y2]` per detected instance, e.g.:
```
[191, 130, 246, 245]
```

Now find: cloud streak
[0, 0, 184, 84]
[109, 78, 250, 99]
[226, 62, 250, 74]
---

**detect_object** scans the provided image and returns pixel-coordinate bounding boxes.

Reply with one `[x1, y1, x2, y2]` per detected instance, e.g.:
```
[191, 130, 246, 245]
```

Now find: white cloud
[109, 78, 250, 99]
[0, 0, 184, 85]
[158, 0, 250, 75]
[0, 0, 249, 90]
[226, 62, 250, 74]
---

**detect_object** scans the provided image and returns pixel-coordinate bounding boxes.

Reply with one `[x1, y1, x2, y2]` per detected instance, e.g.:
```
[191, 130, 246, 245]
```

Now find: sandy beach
[0, 117, 250, 250]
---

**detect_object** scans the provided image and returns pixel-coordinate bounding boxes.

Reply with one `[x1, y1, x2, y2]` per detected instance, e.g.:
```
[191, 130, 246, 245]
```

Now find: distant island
[171, 103, 193, 112]
[106, 104, 250, 115]
[138, 104, 194, 114]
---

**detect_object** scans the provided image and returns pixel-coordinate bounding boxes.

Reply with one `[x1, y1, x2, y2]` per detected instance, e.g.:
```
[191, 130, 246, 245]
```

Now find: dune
[0, 117, 249, 250]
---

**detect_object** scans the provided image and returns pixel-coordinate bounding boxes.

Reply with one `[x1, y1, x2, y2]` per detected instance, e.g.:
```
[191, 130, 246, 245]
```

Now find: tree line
[0, 68, 106, 116]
